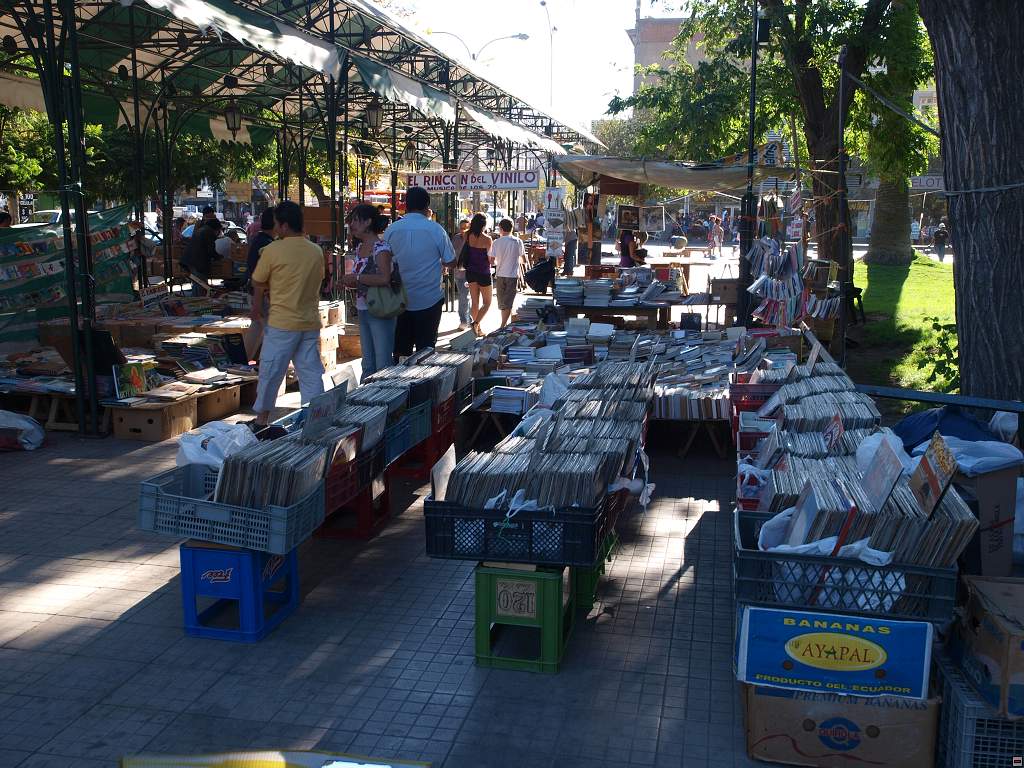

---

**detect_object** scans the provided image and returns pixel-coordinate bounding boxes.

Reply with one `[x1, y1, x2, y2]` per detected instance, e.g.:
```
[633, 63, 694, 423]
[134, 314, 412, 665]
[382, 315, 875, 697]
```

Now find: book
[113, 363, 148, 399]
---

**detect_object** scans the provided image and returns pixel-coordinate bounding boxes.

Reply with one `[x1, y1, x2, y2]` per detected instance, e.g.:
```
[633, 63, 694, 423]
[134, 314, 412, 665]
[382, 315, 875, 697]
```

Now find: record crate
[475, 562, 574, 674]
[935, 652, 1024, 768]
[389, 419, 455, 483]
[324, 442, 382, 513]
[571, 527, 619, 610]
[179, 540, 299, 643]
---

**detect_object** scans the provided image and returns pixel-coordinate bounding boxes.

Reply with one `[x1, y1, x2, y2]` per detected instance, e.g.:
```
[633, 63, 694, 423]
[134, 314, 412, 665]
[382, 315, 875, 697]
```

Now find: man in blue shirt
[383, 187, 456, 358]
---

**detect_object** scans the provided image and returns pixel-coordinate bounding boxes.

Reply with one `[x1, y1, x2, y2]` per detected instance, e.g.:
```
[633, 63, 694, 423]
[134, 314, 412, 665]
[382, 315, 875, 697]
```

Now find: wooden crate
[111, 398, 197, 441]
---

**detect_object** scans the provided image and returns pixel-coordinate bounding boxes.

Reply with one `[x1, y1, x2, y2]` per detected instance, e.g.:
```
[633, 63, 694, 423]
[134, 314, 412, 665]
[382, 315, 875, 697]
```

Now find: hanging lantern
[117, 64, 130, 82]
[365, 94, 383, 132]
[2, 36, 17, 55]
[176, 31, 189, 52]
[402, 141, 416, 167]
[224, 100, 243, 139]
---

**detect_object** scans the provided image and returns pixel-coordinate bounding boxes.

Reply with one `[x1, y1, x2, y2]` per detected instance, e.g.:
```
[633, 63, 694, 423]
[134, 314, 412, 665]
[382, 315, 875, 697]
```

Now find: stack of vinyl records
[582, 279, 614, 307]
[349, 384, 408, 418]
[780, 392, 881, 432]
[214, 439, 328, 508]
[334, 404, 388, 450]
[556, 399, 648, 422]
[364, 365, 456, 405]
[554, 278, 584, 304]
[446, 450, 605, 509]
[422, 352, 474, 389]
[296, 424, 361, 465]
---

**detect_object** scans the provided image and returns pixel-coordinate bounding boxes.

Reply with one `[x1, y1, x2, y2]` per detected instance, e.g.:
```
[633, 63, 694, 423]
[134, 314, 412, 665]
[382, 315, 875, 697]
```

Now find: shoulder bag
[365, 249, 408, 319]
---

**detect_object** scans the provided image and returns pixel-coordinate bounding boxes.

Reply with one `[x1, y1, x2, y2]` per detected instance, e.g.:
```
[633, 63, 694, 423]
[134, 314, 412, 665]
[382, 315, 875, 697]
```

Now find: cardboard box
[318, 303, 332, 327]
[955, 467, 1019, 577]
[744, 684, 938, 767]
[736, 606, 933, 699]
[319, 325, 339, 353]
[196, 385, 240, 424]
[950, 576, 1024, 718]
[111, 397, 197, 441]
[327, 302, 342, 326]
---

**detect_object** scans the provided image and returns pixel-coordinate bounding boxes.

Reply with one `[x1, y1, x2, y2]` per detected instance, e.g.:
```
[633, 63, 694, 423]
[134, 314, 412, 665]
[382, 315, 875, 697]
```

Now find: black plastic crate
[733, 508, 957, 623]
[425, 492, 620, 567]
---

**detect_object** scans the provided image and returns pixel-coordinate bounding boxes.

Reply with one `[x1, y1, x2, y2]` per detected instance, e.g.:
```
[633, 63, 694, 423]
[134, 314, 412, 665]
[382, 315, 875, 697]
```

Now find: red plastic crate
[324, 441, 379, 515]
[389, 420, 455, 482]
[316, 474, 391, 540]
[432, 394, 455, 433]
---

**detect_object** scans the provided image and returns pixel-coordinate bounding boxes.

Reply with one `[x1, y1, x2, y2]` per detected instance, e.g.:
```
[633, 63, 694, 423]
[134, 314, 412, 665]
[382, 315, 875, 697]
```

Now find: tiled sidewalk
[0, 431, 752, 768]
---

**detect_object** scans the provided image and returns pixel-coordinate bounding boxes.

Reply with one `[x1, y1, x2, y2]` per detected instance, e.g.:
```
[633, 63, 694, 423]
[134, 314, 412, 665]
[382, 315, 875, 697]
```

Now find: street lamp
[428, 30, 529, 61]
[402, 140, 417, 168]
[364, 94, 383, 133]
[539, 0, 557, 106]
[224, 100, 243, 140]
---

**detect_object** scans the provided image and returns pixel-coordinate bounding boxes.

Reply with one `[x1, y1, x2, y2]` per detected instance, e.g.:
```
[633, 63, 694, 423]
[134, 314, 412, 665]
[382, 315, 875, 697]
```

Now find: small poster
[301, 383, 347, 440]
[139, 283, 169, 309]
[616, 205, 640, 231]
[910, 431, 957, 515]
[641, 206, 666, 232]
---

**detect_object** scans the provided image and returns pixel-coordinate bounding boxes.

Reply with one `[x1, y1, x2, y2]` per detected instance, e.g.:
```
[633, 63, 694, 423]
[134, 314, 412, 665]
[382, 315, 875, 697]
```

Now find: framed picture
[641, 206, 666, 232]
[616, 205, 640, 231]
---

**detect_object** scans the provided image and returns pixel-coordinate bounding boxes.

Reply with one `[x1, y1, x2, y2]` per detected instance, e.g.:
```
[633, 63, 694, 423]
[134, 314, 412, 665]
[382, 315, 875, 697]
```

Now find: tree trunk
[919, 0, 1024, 401]
[303, 175, 331, 206]
[806, 143, 849, 282]
[864, 178, 913, 265]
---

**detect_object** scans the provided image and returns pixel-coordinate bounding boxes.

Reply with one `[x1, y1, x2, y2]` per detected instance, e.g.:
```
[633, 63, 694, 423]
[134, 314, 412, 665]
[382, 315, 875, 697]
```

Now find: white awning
[554, 155, 795, 191]
[133, 0, 342, 78]
[462, 104, 567, 156]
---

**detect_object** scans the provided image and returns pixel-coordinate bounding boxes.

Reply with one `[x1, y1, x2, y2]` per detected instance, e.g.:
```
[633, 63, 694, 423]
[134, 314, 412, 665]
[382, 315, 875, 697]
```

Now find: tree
[847, 2, 937, 265]
[918, 0, 1024, 402]
[612, 0, 896, 280]
[591, 118, 643, 157]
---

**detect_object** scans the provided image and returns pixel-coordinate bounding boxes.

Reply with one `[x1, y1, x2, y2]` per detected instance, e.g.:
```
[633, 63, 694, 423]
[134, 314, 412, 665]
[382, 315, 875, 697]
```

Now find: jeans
[455, 269, 472, 324]
[358, 309, 397, 381]
[254, 325, 325, 413]
[562, 239, 577, 275]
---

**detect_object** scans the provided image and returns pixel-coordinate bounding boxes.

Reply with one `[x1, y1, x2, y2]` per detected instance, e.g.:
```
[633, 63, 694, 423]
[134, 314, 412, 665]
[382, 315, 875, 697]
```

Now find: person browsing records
[250, 201, 325, 425]
[490, 218, 526, 327]
[342, 204, 396, 380]
[383, 186, 456, 357]
[461, 213, 492, 336]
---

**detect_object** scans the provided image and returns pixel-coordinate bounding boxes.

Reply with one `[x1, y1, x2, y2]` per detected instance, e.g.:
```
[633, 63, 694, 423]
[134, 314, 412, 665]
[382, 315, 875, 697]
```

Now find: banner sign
[736, 606, 933, 699]
[405, 169, 541, 192]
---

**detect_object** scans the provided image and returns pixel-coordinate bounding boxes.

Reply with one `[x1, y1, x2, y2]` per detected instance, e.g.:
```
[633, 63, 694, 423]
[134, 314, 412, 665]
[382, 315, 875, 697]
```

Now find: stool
[475, 562, 574, 674]
[848, 286, 866, 324]
[179, 540, 299, 643]
[570, 529, 619, 610]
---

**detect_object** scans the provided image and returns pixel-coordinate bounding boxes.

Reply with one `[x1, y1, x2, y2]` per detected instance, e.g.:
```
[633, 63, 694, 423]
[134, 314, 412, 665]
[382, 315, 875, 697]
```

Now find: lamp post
[539, 0, 556, 106]
[428, 30, 529, 61]
[737, 0, 769, 327]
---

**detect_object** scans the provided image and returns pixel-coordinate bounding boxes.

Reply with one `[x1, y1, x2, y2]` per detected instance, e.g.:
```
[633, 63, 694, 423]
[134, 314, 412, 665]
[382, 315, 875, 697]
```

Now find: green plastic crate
[571, 529, 619, 610]
[475, 563, 574, 674]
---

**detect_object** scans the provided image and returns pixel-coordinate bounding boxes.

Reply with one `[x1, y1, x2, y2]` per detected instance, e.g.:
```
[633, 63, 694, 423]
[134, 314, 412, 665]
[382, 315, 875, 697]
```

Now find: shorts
[465, 269, 492, 287]
[494, 276, 517, 310]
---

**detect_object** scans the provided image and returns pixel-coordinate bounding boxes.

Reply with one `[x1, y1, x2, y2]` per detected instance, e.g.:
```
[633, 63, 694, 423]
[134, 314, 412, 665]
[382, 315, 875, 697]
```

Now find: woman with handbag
[461, 213, 492, 336]
[342, 204, 405, 380]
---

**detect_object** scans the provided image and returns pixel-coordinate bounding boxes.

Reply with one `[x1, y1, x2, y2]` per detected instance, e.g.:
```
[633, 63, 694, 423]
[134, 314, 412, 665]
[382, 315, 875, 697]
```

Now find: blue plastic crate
[384, 414, 413, 466]
[180, 541, 299, 643]
[139, 464, 325, 554]
[406, 400, 432, 446]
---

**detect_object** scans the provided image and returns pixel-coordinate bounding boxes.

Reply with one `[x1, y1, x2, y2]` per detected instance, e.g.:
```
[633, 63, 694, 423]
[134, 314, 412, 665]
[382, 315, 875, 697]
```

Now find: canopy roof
[554, 155, 796, 192]
[0, 0, 598, 165]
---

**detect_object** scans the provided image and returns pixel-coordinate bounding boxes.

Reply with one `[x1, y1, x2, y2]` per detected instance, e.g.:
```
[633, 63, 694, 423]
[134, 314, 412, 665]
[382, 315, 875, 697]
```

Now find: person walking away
[618, 228, 637, 268]
[710, 216, 725, 259]
[250, 201, 325, 425]
[490, 218, 526, 327]
[516, 212, 528, 236]
[462, 213, 493, 335]
[933, 220, 949, 262]
[383, 186, 456, 357]
[181, 216, 222, 295]
[562, 223, 578, 277]
[343, 204, 396, 380]
[246, 207, 275, 281]
[450, 218, 473, 329]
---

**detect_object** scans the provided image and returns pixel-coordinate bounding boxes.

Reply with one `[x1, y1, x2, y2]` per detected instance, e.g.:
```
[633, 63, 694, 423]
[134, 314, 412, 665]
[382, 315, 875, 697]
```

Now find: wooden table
[560, 303, 672, 330]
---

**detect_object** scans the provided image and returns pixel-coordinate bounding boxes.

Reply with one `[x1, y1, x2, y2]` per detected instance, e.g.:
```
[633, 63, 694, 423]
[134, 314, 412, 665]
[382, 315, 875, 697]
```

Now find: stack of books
[583, 279, 614, 307]
[553, 278, 584, 305]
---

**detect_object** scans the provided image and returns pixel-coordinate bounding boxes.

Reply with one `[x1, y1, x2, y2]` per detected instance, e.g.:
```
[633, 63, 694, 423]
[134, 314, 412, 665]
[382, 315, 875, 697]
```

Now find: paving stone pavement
[0, 429, 756, 768]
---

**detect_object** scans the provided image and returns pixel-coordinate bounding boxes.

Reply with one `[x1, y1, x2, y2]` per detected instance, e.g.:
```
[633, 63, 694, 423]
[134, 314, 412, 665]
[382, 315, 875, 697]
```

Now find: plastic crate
[936, 653, 1024, 768]
[455, 380, 474, 413]
[325, 442, 384, 513]
[383, 413, 412, 466]
[733, 508, 957, 623]
[432, 394, 456, 433]
[425, 492, 618, 567]
[406, 400, 432, 447]
[139, 464, 325, 555]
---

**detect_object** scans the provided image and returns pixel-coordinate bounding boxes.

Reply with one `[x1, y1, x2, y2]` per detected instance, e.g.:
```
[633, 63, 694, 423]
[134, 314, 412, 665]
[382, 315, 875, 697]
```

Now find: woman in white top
[343, 203, 395, 379]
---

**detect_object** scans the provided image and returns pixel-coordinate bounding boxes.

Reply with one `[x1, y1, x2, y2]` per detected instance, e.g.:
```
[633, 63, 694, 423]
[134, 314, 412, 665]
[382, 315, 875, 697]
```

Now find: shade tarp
[351, 54, 457, 124]
[135, 0, 342, 78]
[554, 155, 795, 191]
[461, 104, 567, 156]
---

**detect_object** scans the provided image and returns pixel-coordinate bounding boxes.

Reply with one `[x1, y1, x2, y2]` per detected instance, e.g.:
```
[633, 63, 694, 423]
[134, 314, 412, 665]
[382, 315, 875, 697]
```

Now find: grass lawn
[845, 252, 956, 395]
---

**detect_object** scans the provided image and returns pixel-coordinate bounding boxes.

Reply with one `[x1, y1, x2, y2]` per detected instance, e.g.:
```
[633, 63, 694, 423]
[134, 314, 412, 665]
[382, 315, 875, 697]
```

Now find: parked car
[12, 209, 99, 228]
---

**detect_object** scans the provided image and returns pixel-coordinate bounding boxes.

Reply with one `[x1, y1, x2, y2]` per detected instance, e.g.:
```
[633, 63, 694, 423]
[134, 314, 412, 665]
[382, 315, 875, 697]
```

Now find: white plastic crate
[138, 464, 324, 555]
[936, 652, 1024, 768]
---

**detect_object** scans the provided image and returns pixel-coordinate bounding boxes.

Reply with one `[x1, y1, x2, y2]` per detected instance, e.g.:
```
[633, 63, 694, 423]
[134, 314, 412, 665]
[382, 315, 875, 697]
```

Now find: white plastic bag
[911, 436, 1024, 476]
[856, 430, 913, 476]
[0, 410, 44, 450]
[990, 411, 1020, 444]
[176, 421, 258, 469]
[538, 372, 570, 408]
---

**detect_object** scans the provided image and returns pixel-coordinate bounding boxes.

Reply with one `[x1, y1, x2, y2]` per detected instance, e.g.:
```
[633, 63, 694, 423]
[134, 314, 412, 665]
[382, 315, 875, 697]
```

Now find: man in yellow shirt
[250, 201, 325, 425]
